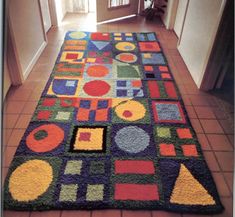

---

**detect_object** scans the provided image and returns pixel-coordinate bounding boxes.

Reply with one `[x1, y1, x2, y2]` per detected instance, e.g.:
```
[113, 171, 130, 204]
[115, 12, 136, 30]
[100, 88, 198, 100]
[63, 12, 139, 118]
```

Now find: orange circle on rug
[87, 65, 109, 77]
[26, 124, 64, 153]
[83, 80, 111, 97]
[116, 53, 137, 63]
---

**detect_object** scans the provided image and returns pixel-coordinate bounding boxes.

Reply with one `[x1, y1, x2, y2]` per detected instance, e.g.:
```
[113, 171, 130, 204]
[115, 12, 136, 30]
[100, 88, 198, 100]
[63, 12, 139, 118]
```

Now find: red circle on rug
[87, 65, 109, 77]
[123, 110, 133, 118]
[83, 80, 111, 96]
[26, 124, 64, 153]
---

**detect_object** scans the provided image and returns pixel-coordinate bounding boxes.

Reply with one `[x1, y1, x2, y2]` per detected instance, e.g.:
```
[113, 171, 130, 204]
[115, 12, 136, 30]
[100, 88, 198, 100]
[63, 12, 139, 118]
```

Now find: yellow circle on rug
[115, 100, 146, 121]
[9, 160, 53, 202]
[115, 42, 136, 51]
[69, 31, 87, 39]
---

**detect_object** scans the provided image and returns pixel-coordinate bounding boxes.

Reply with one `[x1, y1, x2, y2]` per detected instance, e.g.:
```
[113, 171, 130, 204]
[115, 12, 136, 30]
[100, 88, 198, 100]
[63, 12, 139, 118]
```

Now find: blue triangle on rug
[91, 41, 110, 50]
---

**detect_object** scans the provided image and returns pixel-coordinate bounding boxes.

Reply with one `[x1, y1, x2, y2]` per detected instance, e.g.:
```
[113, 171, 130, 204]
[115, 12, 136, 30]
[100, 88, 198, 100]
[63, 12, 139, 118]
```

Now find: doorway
[66, 0, 97, 13]
[51, 0, 143, 27]
[48, 0, 97, 27]
[64, 0, 97, 26]
[88, 0, 96, 13]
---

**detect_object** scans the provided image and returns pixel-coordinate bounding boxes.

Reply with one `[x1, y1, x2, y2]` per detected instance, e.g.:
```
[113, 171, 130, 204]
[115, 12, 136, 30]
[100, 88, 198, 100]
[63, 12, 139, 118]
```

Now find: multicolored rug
[4, 31, 224, 214]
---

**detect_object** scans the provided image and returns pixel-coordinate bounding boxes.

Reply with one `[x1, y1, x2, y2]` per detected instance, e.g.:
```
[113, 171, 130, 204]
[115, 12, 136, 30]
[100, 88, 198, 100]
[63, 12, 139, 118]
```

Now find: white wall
[178, 0, 226, 87]
[174, 0, 188, 38]
[8, 0, 47, 79]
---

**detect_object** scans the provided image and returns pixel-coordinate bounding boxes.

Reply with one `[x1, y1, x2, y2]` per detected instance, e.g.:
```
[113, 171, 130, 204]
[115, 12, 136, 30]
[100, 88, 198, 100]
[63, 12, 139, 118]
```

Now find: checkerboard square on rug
[3, 31, 224, 214]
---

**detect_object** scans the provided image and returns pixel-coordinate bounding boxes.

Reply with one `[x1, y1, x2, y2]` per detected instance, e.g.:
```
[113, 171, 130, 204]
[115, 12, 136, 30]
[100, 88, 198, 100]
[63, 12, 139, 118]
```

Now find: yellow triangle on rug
[170, 164, 216, 205]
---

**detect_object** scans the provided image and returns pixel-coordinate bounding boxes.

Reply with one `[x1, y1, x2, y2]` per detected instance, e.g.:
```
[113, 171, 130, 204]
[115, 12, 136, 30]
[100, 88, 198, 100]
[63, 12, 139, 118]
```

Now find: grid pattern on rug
[4, 32, 224, 214]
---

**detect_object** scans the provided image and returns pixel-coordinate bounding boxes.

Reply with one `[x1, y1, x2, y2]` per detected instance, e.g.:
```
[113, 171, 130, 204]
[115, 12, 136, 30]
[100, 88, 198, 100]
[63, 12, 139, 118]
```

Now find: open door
[96, 0, 141, 23]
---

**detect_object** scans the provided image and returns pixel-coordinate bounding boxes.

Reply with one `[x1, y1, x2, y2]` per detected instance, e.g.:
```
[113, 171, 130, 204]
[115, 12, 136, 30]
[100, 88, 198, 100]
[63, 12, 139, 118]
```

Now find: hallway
[3, 14, 233, 217]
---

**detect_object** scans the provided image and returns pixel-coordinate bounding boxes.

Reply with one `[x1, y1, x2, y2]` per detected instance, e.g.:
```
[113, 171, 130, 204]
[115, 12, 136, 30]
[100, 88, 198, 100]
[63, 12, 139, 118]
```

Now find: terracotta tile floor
[2, 13, 234, 217]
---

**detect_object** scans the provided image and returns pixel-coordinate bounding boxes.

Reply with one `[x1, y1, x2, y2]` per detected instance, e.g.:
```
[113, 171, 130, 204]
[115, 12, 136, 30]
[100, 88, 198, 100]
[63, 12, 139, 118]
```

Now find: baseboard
[23, 41, 47, 80]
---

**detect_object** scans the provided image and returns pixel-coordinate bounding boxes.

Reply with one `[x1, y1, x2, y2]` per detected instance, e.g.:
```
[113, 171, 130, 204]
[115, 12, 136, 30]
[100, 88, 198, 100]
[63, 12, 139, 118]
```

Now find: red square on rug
[160, 143, 176, 156]
[115, 160, 155, 174]
[182, 144, 198, 157]
[115, 183, 159, 201]
[91, 33, 110, 41]
[66, 53, 78, 59]
[37, 110, 51, 120]
[177, 128, 193, 139]
[42, 98, 56, 106]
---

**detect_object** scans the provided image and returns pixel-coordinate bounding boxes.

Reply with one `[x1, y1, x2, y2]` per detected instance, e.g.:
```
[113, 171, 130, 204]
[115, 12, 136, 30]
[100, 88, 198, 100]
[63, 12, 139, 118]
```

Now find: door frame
[48, 0, 58, 26]
[200, 0, 232, 91]
[48, 0, 67, 26]
[5, 0, 24, 85]
[161, 0, 179, 30]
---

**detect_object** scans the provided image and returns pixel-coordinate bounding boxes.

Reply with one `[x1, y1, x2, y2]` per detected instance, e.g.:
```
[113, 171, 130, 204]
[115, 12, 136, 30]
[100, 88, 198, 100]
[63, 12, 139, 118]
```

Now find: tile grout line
[205, 134, 234, 152]
[213, 151, 234, 197]
[222, 172, 234, 195]
[213, 151, 233, 197]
